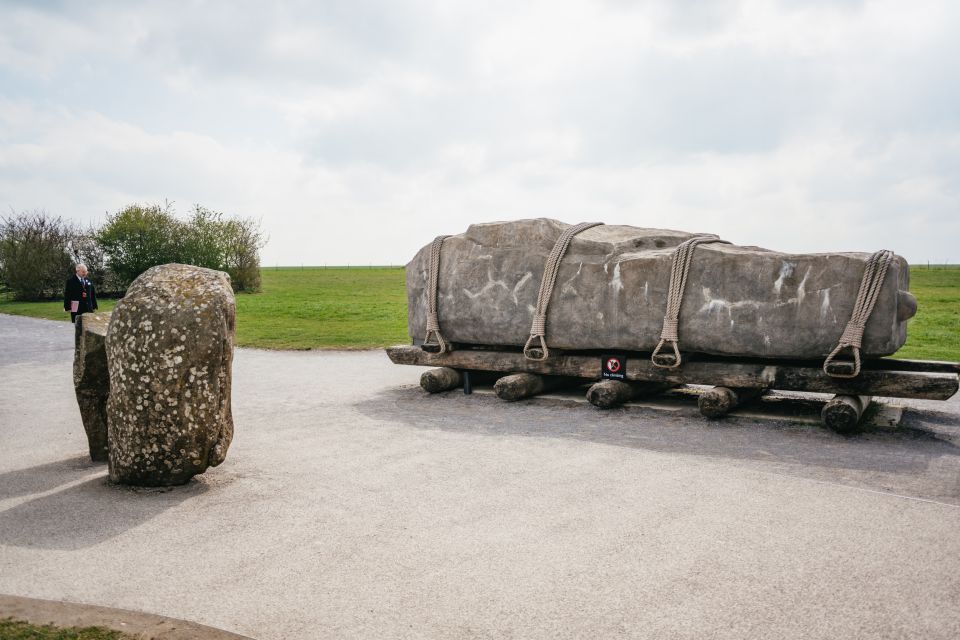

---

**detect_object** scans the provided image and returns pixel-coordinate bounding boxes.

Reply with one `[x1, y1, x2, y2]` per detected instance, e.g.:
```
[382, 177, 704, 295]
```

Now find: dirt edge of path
[0, 594, 255, 640]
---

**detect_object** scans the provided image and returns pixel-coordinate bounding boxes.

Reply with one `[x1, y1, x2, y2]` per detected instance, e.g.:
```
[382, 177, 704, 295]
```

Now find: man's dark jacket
[64, 275, 98, 323]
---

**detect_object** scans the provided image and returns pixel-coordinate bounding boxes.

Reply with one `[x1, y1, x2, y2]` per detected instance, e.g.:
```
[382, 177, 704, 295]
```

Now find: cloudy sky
[1, 0, 957, 265]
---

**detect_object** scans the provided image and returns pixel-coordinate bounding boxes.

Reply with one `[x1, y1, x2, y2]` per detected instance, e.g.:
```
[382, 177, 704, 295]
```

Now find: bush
[99, 203, 265, 293]
[222, 216, 266, 292]
[0, 203, 265, 298]
[96, 203, 185, 290]
[179, 205, 266, 291]
[181, 205, 227, 272]
[0, 211, 76, 300]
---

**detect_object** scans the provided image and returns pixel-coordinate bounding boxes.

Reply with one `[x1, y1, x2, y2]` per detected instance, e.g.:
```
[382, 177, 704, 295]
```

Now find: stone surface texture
[105, 263, 236, 486]
[73, 312, 111, 462]
[407, 219, 914, 358]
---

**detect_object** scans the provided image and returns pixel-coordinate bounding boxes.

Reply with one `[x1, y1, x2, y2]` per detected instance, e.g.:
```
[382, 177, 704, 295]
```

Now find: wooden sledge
[386, 344, 959, 434]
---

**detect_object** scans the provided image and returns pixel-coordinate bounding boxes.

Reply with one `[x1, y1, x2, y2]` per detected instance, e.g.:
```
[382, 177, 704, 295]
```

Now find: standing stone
[106, 264, 236, 486]
[73, 312, 111, 462]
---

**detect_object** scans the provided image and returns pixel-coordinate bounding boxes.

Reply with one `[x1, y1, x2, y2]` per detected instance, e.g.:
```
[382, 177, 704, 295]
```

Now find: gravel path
[1, 313, 959, 639]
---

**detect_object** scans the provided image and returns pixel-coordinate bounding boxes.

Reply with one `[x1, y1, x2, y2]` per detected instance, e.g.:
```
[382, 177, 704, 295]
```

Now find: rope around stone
[823, 249, 894, 378]
[424, 229, 893, 372]
[523, 222, 603, 361]
[651, 235, 730, 369]
[422, 235, 451, 354]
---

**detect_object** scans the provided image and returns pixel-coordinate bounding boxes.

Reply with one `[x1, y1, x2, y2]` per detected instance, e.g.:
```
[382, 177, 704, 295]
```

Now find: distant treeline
[0, 203, 266, 301]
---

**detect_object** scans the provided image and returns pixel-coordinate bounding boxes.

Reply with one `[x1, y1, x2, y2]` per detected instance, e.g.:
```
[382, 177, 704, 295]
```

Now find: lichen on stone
[106, 263, 236, 487]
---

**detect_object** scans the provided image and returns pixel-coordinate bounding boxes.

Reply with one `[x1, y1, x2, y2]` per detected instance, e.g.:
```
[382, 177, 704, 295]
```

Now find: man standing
[64, 263, 98, 323]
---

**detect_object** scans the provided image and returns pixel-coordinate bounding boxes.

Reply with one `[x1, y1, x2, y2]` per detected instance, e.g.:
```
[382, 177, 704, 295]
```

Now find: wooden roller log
[420, 367, 463, 393]
[586, 380, 675, 409]
[494, 373, 579, 402]
[821, 394, 873, 434]
[698, 386, 766, 419]
[419, 368, 501, 393]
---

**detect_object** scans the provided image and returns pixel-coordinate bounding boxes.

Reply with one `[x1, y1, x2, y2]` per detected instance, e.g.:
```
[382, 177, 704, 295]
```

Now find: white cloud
[0, 0, 958, 265]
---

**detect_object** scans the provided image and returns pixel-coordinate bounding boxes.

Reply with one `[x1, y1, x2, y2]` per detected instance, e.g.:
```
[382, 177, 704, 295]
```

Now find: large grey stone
[73, 312, 111, 462]
[106, 264, 236, 486]
[407, 219, 915, 359]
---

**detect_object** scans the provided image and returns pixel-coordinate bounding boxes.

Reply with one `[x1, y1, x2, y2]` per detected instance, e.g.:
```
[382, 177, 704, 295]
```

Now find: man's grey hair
[75, 263, 87, 272]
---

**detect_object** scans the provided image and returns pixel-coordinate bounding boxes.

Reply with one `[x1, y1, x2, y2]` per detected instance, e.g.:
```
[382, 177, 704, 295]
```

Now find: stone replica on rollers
[105, 264, 236, 486]
[389, 219, 958, 434]
[406, 219, 915, 360]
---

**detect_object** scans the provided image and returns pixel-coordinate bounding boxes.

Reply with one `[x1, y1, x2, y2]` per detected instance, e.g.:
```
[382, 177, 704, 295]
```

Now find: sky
[0, 0, 958, 266]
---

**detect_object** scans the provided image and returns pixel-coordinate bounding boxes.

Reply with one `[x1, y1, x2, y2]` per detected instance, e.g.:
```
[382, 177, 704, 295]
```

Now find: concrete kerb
[0, 594, 255, 640]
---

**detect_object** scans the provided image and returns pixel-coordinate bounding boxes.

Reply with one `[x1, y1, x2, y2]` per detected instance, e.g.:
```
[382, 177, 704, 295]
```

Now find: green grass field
[234, 267, 407, 349]
[897, 267, 960, 361]
[1, 266, 957, 360]
[0, 267, 407, 350]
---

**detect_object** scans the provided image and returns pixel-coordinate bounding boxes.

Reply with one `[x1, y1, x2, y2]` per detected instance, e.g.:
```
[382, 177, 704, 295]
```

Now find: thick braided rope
[651, 235, 730, 368]
[523, 222, 603, 360]
[422, 235, 451, 353]
[823, 249, 894, 378]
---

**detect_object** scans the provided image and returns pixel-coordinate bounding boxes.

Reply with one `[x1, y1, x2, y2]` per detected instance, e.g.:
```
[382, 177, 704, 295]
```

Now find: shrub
[99, 202, 266, 293]
[0, 210, 76, 300]
[96, 203, 185, 290]
[180, 206, 266, 292]
[222, 216, 266, 292]
[181, 205, 227, 271]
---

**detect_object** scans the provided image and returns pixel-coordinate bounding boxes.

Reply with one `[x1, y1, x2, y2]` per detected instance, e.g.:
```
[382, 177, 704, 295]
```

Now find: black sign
[600, 354, 627, 380]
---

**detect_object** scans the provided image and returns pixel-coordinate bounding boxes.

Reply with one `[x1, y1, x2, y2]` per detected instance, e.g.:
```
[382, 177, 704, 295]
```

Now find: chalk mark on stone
[463, 268, 509, 300]
[511, 272, 533, 306]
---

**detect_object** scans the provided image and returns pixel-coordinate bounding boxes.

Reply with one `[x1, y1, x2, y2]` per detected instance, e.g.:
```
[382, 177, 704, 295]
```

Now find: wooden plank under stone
[867, 358, 960, 374]
[386, 345, 959, 401]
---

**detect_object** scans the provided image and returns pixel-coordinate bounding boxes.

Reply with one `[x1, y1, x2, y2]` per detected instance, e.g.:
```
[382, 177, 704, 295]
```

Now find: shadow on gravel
[903, 408, 960, 428]
[0, 466, 209, 550]
[356, 386, 960, 504]
[0, 455, 98, 501]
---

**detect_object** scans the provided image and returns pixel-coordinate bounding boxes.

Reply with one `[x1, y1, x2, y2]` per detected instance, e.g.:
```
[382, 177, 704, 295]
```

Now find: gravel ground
[1, 313, 959, 640]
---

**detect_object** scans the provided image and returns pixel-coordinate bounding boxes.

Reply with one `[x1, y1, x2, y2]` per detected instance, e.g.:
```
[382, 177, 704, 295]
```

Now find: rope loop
[523, 334, 550, 361]
[422, 235, 452, 354]
[823, 249, 894, 378]
[523, 222, 603, 361]
[651, 235, 730, 369]
[651, 339, 682, 369]
[823, 343, 862, 379]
